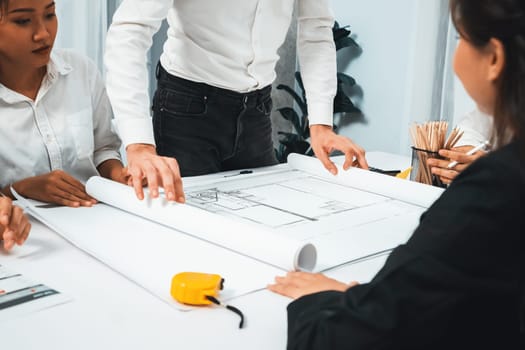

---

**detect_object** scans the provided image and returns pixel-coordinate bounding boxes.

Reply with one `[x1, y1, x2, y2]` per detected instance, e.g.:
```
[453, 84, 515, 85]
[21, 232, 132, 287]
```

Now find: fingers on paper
[144, 158, 161, 198]
[10, 205, 31, 245]
[342, 142, 367, 170]
[160, 157, 185, 203]
[0, 197, 13, 226]
[315, 146, 338, 175]
[2, 231, 16, 250]
[314, 135, 368, 175]
[324, 135, 367, 171]
[0, 200, 31, 250]
[268, 271, 354, 299]
[33, 171, 93, 207]
[267, 272, 311, 299]
[129, 166, 146, 201]
[348, 281, 360, 288]
[60, 173, 96, 202]
[129, 157, 159, 200]
[128, 155, 185, 203]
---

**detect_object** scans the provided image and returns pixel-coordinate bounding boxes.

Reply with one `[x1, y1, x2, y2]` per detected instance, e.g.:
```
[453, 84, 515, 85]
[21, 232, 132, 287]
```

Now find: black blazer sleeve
[286, 143, 524, 350]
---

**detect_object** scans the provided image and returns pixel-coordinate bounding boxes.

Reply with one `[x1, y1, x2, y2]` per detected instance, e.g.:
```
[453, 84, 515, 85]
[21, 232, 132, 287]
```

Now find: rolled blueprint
[86, 176, 317, 272]
[287, 153, 444, 208]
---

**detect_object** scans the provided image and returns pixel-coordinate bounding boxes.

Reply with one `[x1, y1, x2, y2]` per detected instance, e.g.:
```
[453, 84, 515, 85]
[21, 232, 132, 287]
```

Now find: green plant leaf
[278, 107, 305, 136]
[337, 73, 356, 87]
[282, 140, 311, 159]
[275, 143, 290, 163]
[336, 36, 359, 51]
[276, 84, 307, 116]
[276, 21, 364, 151]
[274, 147, 282, 163]
[303, 117, 310, 139]
[278, 131, 298, 138]
[278, 132, 302, 143]
[333, 27, 351, 43]
[334, 90, 362, 114]
[294, 72, 307, 104]
[277, 131, 300, 142]
[276, 132, 312, 161]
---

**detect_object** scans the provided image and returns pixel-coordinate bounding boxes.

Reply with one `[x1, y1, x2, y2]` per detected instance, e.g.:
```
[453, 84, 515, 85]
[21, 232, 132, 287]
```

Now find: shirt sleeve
[286, 146, 522, 349]
[296, 0, 337, 127]
[455, 109, 493, 148]
[104, 0, 172, 148]
[88, 58, 123, 167]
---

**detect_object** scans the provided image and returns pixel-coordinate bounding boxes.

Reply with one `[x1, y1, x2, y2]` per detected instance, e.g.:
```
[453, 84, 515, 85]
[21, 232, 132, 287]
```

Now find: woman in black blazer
[269, 0, 525, 348]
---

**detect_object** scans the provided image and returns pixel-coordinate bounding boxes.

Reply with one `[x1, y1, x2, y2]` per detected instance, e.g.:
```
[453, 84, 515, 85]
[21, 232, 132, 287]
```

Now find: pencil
[447, 140, 490, 169]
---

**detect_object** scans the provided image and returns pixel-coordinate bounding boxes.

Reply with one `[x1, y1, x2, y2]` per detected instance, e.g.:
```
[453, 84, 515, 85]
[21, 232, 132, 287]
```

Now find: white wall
[53, 1, 474, 159]
[453, 74, 476, 126]
[332, 0, 446, 155]
[55, 0, 108, 70]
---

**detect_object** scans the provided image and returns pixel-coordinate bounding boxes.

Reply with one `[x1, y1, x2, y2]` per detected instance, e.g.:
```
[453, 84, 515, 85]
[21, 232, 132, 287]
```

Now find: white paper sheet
[181, 154, 443, 271]
[287, 153, 443, 208]
[12, 154, 444, 308]
[12, 198, 286, 308]
[0, 265, 71, 322]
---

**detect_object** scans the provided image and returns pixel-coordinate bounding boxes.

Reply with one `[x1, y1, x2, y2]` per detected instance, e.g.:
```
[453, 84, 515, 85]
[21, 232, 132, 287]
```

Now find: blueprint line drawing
[185, 172, 424, 243]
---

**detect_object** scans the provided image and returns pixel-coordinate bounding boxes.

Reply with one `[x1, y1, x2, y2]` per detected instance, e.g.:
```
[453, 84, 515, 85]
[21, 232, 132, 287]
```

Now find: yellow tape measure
[171, 272, 223, 305]
[170, 272, 245, 328]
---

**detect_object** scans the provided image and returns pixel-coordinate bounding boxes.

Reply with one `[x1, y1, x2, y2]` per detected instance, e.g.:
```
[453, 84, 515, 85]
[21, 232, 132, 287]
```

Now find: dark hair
[450, 0, 525, 151]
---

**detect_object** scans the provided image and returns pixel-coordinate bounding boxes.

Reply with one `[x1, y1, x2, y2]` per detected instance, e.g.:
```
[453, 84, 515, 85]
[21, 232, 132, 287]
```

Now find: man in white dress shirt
[105, 0, 368, 203]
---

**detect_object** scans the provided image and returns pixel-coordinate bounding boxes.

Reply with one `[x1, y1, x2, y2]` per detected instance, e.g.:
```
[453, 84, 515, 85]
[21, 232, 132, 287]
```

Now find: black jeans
[152, 63, 278, 177]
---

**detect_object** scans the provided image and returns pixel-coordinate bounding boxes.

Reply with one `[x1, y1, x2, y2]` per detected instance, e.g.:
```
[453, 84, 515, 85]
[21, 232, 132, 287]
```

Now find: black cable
[205, 295, 245, 329]
[225, 304, 245, 329]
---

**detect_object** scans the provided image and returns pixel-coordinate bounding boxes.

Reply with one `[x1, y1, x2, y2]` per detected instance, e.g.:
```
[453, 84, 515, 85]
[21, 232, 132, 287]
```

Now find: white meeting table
[0, 152, 411, 350]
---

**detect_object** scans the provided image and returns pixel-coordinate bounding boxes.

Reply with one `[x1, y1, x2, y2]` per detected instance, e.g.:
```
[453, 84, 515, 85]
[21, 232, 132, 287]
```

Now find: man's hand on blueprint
[310, 125, 368, 175]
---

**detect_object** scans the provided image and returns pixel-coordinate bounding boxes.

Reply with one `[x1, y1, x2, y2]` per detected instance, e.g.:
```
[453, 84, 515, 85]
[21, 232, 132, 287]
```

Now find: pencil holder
[410, 147, 446, 188]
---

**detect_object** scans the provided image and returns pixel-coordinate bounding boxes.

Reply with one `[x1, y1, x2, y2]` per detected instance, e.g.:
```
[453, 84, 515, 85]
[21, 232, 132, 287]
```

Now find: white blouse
[456, 109, 493, 149]
[105, 0, 337, 148]
[0, 49, 122, 188]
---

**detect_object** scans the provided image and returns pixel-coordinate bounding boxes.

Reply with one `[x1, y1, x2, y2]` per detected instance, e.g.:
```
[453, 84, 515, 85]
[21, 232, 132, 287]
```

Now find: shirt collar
[48, 50, 73, 78]
[0, 50, 73, 103]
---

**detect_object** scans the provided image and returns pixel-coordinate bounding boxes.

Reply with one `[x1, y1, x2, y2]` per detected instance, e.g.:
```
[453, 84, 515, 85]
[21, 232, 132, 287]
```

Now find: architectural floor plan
[186, 170, 423, 242]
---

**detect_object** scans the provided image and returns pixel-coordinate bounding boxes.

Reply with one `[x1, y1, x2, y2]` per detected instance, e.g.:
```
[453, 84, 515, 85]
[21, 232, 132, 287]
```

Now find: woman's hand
[97, 159, 132, 185]
[268, 271, 359, 300]
[11, 170, 96, 207]
[0, 197, 31, 251]
[427, 145, 487, 185]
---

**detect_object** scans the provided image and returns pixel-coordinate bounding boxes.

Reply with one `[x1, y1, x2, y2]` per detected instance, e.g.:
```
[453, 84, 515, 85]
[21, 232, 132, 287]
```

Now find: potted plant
[275, 21, 362, 162]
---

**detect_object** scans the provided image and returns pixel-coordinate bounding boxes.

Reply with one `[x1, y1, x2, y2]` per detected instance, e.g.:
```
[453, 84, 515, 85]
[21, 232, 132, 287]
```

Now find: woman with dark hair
[0, 0, 128, 207]
[269, 0, 525, 348]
